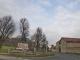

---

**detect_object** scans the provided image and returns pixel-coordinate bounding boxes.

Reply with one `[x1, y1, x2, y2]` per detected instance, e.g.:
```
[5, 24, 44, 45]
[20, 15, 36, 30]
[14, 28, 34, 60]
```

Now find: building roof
[60, 37, 80, 43]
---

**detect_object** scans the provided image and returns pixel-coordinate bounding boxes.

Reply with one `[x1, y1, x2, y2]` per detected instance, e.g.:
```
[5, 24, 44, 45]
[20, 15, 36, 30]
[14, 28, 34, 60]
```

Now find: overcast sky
[0, 0, 80, 45]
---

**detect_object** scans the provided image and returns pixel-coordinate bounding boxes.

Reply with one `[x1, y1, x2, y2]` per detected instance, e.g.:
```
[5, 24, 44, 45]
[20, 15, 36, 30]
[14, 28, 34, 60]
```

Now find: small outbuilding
[16, 43, 29, 51]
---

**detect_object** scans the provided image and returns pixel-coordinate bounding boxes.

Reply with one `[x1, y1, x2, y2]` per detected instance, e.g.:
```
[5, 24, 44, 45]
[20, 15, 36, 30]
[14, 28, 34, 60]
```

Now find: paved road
[30, 53, 80, 60]
[0, 55, 30, 60]
[0, 53, 80, 60]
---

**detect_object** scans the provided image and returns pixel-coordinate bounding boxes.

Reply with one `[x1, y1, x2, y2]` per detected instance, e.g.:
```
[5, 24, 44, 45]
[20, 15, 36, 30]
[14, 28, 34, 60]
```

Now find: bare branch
[0, 16, 15, 39]
[20, 18, 29, 42]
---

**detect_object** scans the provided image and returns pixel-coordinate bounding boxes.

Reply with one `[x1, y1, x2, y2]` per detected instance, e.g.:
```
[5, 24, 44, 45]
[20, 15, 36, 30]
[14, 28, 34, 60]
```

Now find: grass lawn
[0, 45, 54, 57]
[8, 51, 54, 57]
[0, 45, 16, 53]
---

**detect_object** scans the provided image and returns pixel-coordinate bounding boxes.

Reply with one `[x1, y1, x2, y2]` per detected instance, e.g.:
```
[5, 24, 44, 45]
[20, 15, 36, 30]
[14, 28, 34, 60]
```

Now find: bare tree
[31, 33, 36, 53]
[31, 27, 48, 52]
[41, 34, 48, 53]
[35, 27, 43, 51]
[20, 18, 29, 42]
[0, 19, 2, 38]
[50, 45, 55, 52]
[0, 16, 15, 39]
[0, 16, 15, 48]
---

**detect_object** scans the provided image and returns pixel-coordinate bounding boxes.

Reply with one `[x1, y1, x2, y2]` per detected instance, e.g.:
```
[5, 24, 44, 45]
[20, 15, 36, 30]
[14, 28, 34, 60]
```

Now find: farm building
[56, 37, 80, 53]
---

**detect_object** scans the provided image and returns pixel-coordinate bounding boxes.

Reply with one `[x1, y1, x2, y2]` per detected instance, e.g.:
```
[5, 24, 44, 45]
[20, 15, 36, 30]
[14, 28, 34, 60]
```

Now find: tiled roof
[60, 37, 80, 43]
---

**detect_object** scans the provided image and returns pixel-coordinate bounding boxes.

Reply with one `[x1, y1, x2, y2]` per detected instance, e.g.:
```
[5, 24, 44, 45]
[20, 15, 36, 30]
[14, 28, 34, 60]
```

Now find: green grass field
[0, 45, 54, 57]
[0, 45, 15, 53]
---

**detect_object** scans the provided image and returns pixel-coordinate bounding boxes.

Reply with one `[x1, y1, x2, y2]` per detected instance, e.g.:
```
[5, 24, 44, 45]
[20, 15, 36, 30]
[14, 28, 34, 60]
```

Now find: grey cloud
[0, 0, 80, 45]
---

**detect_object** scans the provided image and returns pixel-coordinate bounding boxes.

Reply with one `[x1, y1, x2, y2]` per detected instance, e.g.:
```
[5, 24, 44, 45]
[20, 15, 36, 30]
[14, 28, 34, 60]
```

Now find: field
[0, 45, 54, 57]
[0, 45, 16, 53]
